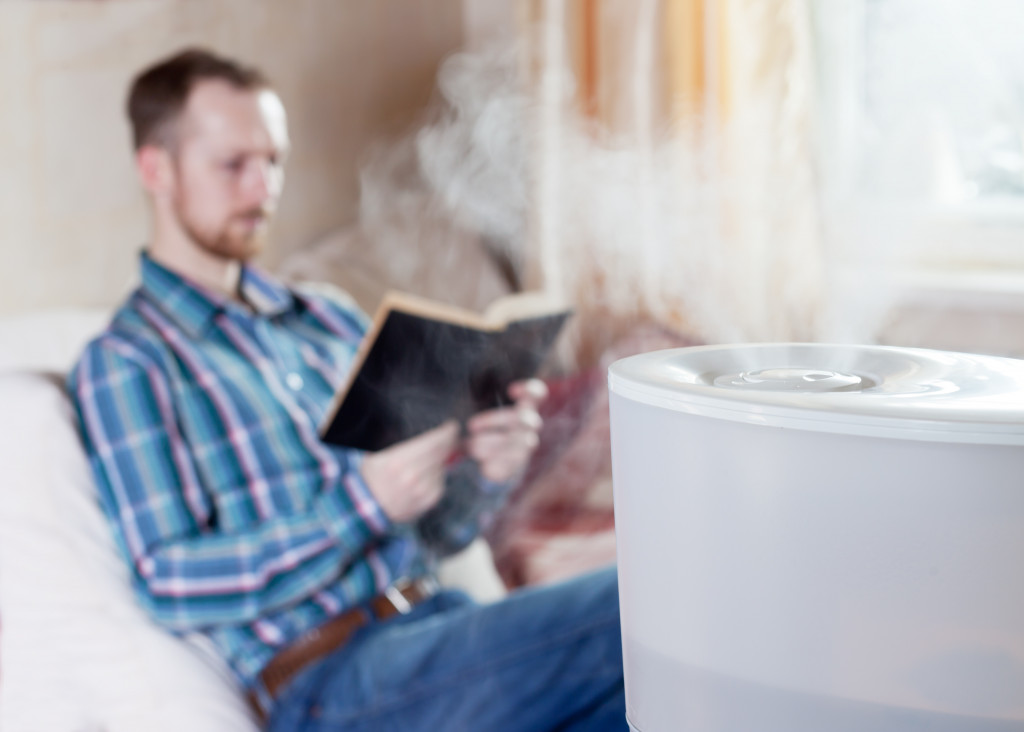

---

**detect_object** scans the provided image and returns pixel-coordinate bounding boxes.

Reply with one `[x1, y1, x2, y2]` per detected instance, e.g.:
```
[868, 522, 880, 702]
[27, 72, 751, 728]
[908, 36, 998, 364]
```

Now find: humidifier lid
[608, 343, 1024, 444]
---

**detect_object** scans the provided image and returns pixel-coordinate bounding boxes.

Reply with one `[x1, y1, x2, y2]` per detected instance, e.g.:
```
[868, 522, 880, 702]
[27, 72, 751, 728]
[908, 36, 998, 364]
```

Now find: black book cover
[320, 293, 571, 452]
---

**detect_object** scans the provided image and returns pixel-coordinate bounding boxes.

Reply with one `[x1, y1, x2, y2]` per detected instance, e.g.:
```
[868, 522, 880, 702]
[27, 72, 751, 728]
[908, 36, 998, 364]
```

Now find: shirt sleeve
[69, 337, 391, 632]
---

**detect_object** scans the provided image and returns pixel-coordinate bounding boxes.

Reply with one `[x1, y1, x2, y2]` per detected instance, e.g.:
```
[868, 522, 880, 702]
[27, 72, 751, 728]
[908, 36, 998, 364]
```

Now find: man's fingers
[507, 378, 548, 409]
[467, 406, 541, 434]
[472, 448, 533, 483]
[465, 400, 543, 484]
[361, 422, 456, 523]
[466, 428, 539, 461]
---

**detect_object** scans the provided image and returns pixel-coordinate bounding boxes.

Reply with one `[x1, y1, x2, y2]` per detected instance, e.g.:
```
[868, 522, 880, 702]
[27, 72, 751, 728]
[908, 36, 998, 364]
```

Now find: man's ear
[136, 144, 174, 196]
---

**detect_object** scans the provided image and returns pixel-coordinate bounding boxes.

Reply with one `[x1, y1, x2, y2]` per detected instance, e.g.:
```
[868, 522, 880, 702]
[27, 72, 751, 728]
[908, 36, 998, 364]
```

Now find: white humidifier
[608, 343, 1024, 732]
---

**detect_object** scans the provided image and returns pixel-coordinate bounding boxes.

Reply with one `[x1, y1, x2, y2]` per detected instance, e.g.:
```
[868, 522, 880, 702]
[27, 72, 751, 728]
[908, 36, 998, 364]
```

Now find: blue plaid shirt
[68, 253, 506, 686]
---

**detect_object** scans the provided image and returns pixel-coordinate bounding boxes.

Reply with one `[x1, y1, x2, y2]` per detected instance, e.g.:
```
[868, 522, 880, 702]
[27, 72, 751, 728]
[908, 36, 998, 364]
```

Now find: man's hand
[465, 378, 548, 484]
[360, 379, 548, 522]
[361, 420, 460, 523]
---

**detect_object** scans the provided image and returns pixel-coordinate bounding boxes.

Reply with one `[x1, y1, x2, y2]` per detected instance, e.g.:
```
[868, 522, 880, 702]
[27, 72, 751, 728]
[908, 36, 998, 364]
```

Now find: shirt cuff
[455, 456, 516, 496]
[479, 474, 514, 496]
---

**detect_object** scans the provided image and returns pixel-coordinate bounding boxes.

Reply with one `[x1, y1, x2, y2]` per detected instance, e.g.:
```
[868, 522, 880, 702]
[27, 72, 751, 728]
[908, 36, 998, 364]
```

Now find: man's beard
[175, 200, 271, 262]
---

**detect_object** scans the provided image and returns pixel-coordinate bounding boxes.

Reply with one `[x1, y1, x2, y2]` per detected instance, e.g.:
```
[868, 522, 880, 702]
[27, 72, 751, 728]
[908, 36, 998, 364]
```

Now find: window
[817, 0, 1024, 269]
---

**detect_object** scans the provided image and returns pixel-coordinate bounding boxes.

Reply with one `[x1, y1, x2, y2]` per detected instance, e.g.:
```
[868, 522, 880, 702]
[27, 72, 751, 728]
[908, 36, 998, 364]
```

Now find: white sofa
[0, 308, 505, 732]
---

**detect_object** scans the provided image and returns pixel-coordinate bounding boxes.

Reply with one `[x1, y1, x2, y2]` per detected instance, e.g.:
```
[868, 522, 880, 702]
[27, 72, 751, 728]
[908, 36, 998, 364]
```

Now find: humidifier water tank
[608, 344, 1024, 732]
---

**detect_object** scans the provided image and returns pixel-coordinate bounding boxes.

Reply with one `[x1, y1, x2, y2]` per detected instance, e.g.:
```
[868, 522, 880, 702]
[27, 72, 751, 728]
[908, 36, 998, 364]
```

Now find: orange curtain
[523, 0, 730, 366]
[522, 0, 823, 368]
[548, 0, 731, 135]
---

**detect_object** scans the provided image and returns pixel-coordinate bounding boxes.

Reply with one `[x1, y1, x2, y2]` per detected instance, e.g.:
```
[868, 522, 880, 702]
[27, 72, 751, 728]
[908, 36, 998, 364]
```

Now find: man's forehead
[179, 80, 289, 152]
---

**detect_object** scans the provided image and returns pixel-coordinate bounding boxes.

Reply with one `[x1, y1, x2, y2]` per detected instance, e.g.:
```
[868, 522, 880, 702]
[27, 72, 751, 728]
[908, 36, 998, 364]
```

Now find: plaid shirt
[68, 253, 505, 686]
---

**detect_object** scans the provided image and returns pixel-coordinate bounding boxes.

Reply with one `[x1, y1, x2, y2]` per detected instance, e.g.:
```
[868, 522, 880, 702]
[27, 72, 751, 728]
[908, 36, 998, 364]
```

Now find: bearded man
[67, 48, 625, 731]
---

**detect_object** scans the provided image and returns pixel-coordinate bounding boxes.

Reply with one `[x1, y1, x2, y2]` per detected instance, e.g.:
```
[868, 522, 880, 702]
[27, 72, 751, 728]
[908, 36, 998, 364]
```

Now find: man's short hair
[126, 47, 269, 151]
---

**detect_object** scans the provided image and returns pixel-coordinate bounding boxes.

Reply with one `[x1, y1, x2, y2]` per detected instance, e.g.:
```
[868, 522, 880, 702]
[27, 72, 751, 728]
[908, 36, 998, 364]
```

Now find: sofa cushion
[0, 308, 110, 375]
[0, 371, 260, 731]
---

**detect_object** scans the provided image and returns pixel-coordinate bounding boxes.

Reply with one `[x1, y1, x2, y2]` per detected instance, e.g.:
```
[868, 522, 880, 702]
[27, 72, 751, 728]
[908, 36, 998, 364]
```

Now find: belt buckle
[382, 576, 438, 615]
[384, 583, 414, 614]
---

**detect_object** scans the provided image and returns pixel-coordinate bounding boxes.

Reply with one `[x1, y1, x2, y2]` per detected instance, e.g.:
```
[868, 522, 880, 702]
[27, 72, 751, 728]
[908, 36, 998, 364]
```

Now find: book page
[381, 291, 495, 330]
[483, 290, 568, 325]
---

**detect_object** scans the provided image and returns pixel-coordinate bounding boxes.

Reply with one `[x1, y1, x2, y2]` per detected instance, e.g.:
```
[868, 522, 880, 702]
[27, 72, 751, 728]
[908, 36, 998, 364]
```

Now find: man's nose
[242, 159, 281, 205]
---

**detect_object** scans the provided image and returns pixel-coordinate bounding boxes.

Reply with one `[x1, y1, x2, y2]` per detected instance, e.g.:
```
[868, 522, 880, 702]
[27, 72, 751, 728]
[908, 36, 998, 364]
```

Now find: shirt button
[285, 372, 304, 391]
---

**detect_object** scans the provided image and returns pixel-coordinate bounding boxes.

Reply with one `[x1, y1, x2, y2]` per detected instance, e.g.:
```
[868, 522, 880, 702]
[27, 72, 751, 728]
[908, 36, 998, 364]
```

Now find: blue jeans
[267, 566, 625, 731]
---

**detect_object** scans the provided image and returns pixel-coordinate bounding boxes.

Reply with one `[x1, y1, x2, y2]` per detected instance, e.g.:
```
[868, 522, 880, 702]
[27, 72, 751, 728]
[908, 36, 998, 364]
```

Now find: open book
[319, 291, 572, 452]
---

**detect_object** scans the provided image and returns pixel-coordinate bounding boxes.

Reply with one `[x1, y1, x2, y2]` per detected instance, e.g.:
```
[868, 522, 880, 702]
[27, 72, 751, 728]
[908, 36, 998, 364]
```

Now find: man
[68, 48, 625, 731]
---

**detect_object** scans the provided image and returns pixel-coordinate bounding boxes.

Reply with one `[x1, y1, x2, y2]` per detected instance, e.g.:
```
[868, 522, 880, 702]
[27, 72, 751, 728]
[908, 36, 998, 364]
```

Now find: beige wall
[462, 0, 519, 51]
[0, 0, 464, 316]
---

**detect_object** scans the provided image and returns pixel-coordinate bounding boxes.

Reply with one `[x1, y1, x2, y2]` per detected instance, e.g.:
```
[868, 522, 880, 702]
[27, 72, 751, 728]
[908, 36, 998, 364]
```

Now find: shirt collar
[139, 252, 296, 338]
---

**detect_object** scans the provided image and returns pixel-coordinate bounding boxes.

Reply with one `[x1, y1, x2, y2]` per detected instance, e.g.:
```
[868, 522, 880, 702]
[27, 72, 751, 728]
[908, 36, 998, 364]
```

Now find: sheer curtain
[522, 0, 824, 365]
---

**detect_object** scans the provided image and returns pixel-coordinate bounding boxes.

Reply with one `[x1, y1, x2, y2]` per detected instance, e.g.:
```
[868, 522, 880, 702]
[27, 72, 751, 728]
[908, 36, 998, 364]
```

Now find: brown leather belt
[247, 577, 437, 719]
